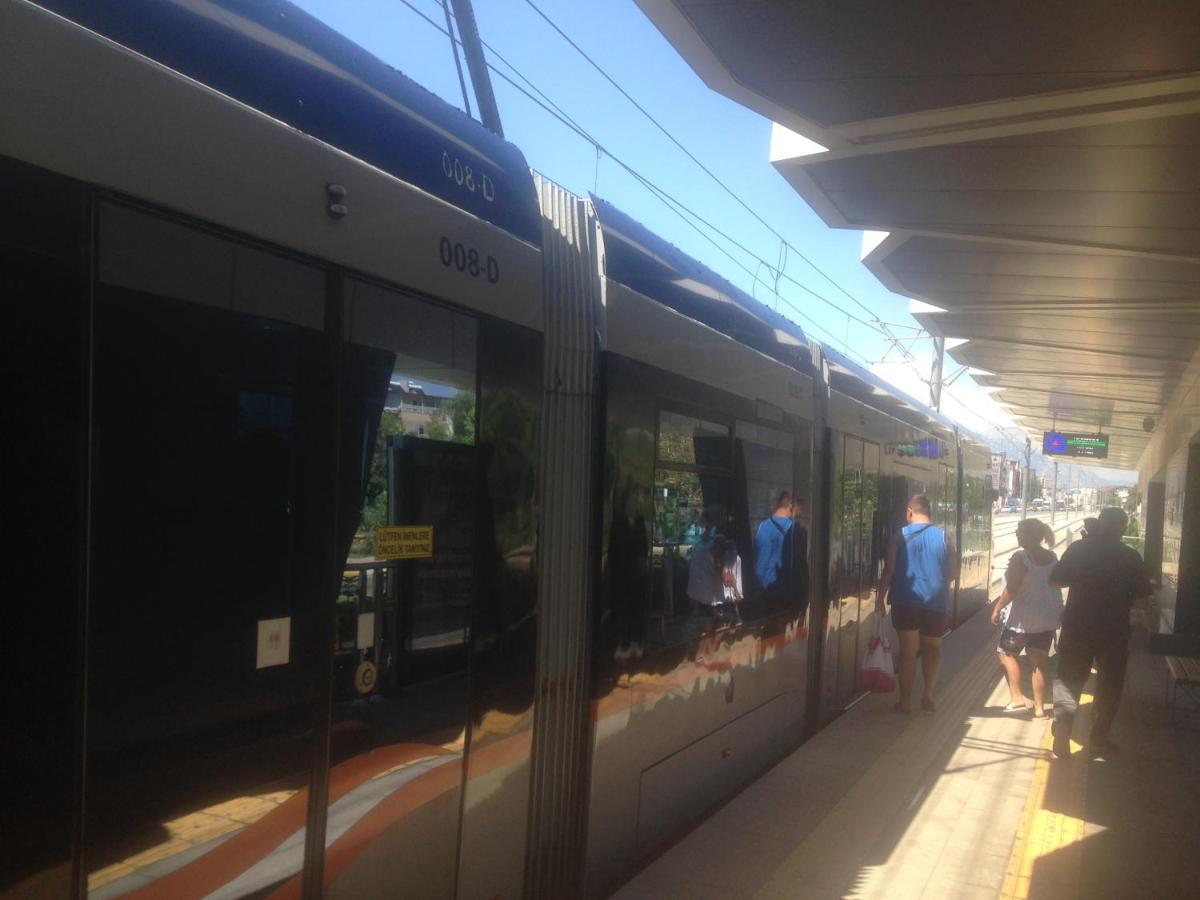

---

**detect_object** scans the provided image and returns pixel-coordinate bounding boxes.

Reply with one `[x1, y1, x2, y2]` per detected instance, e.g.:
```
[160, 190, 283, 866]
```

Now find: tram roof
[592, 195, 985, 447]
[821, 344, 963, 447]
[35, 0, 542, 245]
[591, 195, 812, 371]
[637, 0, 1200, 471]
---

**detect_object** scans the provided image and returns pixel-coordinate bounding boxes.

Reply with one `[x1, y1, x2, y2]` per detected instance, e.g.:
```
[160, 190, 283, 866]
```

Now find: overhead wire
[410, 0, 889, 338]
[397, 0, 876, 362]
[518, 0, 934, 374]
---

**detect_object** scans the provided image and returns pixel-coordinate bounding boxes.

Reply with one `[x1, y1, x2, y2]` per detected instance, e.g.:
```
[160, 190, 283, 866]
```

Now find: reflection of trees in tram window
[654, 469, 705, 543]
[352, 392, 477, 557]
[479, 387, 537, 556]
[656, 410, 731, 468]
[961, 473, 994, 553]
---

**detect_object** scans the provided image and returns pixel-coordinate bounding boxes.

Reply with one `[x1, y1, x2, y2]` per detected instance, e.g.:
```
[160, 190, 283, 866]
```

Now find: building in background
[385, 378, 460, 438]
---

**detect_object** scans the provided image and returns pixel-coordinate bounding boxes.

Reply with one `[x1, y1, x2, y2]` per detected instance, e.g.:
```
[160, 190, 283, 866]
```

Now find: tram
[0, 2, 992, 898]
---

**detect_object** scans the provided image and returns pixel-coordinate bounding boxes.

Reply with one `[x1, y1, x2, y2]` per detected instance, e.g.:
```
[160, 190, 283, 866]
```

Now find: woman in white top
[991, 518, 1063, 717]
[686, 507, 744, 627]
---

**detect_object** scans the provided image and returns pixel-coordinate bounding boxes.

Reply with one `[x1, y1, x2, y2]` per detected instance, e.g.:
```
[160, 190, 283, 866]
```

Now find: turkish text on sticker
[375, 525, 434, 559]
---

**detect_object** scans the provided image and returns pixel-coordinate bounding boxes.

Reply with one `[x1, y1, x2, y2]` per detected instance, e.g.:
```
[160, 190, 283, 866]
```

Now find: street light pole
[1051, 460, 1059, 525]
[1022, 437, 1032, 518]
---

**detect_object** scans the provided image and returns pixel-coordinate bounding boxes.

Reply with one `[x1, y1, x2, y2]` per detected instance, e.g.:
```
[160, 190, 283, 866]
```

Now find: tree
[445, 391, 476, 445]
[354, 408, 404, 556]
[425, 411, 451, 442]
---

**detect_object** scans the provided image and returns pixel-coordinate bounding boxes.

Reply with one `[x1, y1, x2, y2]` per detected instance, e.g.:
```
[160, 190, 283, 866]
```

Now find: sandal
[1003, 702, 1027, 713]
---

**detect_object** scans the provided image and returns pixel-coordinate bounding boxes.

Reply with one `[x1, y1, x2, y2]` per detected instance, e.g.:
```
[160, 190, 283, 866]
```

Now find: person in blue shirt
[755, 491, 795, 610]
[877, 494, 959, 714]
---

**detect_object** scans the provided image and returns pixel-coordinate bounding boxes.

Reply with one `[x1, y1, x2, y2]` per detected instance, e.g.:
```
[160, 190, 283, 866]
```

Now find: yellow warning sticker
[375, 525, 434, 559]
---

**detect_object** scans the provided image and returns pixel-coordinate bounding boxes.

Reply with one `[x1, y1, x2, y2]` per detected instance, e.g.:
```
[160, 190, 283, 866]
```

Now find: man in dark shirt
[1049, 507, 1153, 759]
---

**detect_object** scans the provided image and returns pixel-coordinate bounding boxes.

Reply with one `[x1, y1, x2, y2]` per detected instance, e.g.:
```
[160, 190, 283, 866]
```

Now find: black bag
[999, 628, 1027, 654]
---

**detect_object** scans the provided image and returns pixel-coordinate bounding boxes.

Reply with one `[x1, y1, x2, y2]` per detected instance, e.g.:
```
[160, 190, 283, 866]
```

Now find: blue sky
[289, 0, 1131, 484]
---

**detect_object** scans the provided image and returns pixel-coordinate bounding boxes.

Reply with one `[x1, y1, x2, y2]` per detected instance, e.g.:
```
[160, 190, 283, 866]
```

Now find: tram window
[657, 410, 731, 468]
[86, 202, 327, 897]
[649, 410, 739, 644]
[647, 409, 816, 643]
[328, 279, 479, 896]
[99, 202, 325, 329]
[340, 278, 477, 671]
[738, 421, 808, 616]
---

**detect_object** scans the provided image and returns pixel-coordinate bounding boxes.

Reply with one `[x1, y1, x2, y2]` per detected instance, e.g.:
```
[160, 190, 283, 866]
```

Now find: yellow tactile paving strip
[998, 690, 1092, 900]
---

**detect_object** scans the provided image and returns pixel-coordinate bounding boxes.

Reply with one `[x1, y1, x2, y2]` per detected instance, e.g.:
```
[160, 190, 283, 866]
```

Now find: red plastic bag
[861, 629, 895, 693]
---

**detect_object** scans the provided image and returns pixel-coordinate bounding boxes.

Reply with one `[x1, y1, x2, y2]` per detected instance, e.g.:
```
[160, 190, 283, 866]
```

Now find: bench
[1164, 655, 1200, 722]
[1147, 632, 1200, 724]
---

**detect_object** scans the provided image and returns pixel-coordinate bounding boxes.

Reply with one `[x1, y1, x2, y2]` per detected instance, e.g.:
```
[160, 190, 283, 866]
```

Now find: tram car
[0, 2, 992, 898]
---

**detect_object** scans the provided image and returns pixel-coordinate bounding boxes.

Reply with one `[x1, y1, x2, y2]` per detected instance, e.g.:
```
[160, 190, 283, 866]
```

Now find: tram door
[328, 279, 478, 899]
[856, 443, 883, 686]
[834, 438, 864, 709]
[831, 439, 882, 709]
[820, 436, 846, 720]
[84, 202, 332, 896]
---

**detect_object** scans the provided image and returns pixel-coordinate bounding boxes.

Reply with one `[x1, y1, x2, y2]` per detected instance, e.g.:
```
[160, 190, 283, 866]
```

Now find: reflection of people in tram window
[755, 491, 795, 607]
[687, 506, 743, 625]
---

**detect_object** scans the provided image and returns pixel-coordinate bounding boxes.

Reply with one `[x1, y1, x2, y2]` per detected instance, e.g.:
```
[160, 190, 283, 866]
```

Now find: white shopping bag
[861, 623, 895, 693]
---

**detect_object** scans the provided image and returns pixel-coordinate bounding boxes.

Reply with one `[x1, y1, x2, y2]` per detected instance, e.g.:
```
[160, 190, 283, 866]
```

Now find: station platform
[611, 606, 1200, 899]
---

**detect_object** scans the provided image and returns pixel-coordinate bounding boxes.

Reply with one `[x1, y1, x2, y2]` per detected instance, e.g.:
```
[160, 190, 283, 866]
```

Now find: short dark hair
[775, 490, 794, 509]
[908, 494, 932, 517]
[1098, 507, 1128, 537]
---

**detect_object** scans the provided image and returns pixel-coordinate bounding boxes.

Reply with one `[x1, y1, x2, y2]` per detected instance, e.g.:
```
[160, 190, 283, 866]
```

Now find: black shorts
[891, 605, 947, 637]
[998, 628, 1054, 657]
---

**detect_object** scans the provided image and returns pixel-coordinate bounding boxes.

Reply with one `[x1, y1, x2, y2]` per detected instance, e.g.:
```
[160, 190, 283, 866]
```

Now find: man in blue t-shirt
[755, 491, 794, 608]
[877, 494, 959, 714]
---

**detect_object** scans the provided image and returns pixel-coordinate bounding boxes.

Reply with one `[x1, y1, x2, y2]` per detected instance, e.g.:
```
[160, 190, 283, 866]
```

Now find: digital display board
[886, 438, 945, 459]
[1043, 432, 1109, 459]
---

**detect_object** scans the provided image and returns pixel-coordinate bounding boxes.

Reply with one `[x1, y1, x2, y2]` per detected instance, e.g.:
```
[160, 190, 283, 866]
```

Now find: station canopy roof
[637, 0, 1200, 469]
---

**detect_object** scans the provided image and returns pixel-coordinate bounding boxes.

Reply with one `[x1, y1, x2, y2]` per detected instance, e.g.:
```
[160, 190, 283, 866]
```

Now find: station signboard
[990, 453, 1004, 490]
[1042, 432, 1109, 459]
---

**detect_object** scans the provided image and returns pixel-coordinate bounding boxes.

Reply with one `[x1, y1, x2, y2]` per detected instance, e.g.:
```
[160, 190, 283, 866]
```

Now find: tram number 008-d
[441, 151, 495, 202]
[439, 237, 500, 283]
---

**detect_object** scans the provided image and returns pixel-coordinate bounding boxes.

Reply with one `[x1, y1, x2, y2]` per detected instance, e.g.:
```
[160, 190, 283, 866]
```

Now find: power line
[397, 0, 881, 360]
[643, 179, 871, 362]
[518, 0, 933, 376]
[520, 0, 901, 325]
[413, 0, 892, 339]
[439, 1, 1065, 450]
